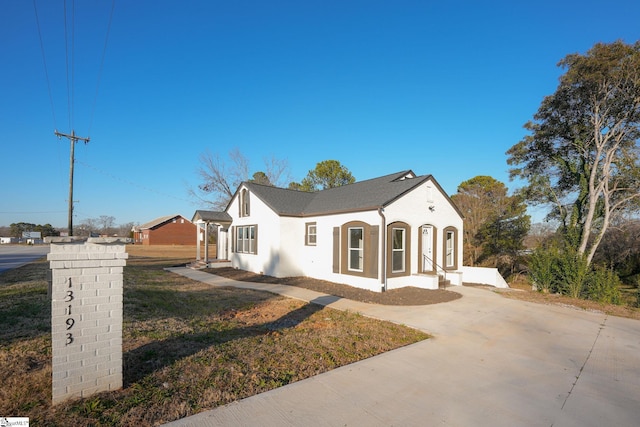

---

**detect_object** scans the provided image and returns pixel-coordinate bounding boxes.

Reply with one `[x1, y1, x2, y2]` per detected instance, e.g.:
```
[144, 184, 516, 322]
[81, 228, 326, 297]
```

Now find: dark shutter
[231, 226, 236, 253]
[332, 227, 339, 273]
[367, 225, 379, 278]
[253, 225, 258, 255]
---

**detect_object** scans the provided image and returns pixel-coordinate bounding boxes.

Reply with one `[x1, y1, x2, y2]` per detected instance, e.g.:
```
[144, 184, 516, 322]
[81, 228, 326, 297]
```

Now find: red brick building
[132, 214, 197, 245]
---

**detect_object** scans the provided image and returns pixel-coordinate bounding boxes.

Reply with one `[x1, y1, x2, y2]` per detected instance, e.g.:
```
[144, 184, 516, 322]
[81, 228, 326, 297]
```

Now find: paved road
[164, 268, 640, 427]
[0, 244, 50, 274]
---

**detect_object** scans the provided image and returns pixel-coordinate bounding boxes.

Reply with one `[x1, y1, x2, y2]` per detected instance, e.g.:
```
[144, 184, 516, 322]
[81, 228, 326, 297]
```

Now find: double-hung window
[348, 227, 364, 272]
[391, 228, 406, 273]
[236, 225, 256, 254]
[306, 222, 317, 246]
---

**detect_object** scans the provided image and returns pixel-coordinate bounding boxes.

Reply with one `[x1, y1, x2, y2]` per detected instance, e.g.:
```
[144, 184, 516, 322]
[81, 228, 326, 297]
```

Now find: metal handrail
[422, 254, 448, 288]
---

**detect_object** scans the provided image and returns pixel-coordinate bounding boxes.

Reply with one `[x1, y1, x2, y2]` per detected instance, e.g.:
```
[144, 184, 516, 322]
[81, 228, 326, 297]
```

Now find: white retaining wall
[461, 266, 509, 288]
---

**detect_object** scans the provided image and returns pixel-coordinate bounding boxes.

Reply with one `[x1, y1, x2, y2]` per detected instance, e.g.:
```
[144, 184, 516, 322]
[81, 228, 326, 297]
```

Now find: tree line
[74, 216, 135, 238]
[4, 222, 58, 238]
[508, 40, 640, 304]
[454, 41, 639, 305]
[1, 217, 135, 239]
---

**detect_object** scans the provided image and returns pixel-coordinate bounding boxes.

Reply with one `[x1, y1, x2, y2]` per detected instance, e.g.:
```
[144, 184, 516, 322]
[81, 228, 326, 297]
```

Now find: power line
[62, 0, 73, 131]
[34, 0, 115, 134]
[75, 159, 193, 203]
[71, 0, 76, 130]
[32, 0, 57, 129]
[34, 1, 117, 235]
[88, 0, 116, 137]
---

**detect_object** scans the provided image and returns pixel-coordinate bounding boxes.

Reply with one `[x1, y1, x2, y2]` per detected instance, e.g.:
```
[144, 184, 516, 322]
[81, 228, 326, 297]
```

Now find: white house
[193, 170, 508, 292]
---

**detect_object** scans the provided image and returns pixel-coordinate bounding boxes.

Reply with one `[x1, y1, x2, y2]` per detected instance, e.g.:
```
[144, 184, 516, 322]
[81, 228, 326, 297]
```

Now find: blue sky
[2, 0, 639, 229]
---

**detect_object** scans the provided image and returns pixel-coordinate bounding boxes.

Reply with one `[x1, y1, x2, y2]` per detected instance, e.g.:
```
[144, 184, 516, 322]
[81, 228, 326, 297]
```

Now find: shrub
[528, 247, 557, 293]
[585, 265, 621, 305]
[554, 250, 590, 299]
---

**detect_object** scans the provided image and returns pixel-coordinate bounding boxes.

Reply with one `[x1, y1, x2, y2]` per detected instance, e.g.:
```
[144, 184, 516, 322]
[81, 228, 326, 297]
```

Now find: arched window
[338, 221, 379, 278]
[387, 222, 410, 277]
[240, 189, 250, 217]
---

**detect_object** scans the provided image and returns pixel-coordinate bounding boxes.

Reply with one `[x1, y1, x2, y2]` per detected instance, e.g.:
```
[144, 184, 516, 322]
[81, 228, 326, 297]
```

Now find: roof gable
[232, 170, 461, 218]
[302, 170, 426, 214]
[138, 214, 190, 230]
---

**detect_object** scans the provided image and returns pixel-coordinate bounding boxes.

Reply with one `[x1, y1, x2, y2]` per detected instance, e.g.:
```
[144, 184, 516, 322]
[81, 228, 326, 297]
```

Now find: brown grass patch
[496, 287, 640, 320]
[0, 252, 427, 426]
[492, 275, 640, 320]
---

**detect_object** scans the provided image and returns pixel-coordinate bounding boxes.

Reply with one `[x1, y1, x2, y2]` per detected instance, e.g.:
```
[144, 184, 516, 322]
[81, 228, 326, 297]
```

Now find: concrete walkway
[164, 267, 640, 427]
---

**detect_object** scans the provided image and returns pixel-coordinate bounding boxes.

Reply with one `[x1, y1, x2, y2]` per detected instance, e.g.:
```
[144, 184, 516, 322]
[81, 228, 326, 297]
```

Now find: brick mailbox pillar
[46, 237, 129, 405]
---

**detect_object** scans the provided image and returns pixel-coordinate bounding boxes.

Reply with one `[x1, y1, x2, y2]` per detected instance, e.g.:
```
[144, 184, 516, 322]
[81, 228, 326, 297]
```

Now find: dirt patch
[205, 267, 461, 306]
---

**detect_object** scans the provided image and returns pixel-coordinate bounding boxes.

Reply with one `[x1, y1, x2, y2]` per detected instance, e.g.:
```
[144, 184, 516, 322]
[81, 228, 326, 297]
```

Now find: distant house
[132, 214, 197, 245]
[0, 237, 18, 244]
[22, 231, 43, 245]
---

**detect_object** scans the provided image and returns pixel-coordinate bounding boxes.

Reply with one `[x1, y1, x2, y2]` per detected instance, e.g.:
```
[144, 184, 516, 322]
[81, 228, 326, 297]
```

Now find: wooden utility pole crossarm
[55, 130, 90, 236]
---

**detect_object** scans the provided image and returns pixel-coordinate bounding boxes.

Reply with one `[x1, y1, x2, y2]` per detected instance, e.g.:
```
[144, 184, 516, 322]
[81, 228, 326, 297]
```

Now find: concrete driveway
[165, 269, 640, 427]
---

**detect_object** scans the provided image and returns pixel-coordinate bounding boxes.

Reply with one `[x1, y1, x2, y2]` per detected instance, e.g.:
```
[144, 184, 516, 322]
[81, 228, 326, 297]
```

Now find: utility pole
[55, 130, 90, 236]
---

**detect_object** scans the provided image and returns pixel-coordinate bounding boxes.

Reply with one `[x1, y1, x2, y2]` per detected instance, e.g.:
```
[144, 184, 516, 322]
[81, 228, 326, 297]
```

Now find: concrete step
[188, 260, 232, 269]
[438, 276, 450, 289]
[187, 260, 208, 269]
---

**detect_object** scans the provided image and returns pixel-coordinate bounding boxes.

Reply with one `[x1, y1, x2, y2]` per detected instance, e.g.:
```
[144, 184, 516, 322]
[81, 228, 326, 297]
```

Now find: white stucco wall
[301, 210, 384, 292]
[273, 216, 306, 277]
[226, 177, 464, 292]
[228, 188, 285, 277]
[383, 178, 464, 276]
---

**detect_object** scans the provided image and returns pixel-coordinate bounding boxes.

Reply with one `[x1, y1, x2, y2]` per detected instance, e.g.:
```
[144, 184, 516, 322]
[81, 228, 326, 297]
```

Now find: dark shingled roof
[244, 170, 437, 217]
[192, 210, 232, 223]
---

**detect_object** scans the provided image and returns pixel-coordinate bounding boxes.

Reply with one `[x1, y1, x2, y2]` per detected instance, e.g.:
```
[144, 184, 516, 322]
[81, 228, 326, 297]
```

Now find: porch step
[438, 276, 450, 289]
[187, 260, 232, 269]
[187, 260, 208, 269]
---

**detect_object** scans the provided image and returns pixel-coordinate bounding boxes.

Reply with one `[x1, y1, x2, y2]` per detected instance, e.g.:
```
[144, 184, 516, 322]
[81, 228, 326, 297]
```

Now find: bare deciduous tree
[98, 215, 116, 234]
[192, 148, 291, 210]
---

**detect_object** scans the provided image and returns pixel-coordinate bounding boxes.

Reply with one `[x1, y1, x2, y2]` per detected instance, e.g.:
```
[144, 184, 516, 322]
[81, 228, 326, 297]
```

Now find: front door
[218, 228, 228, 260]
[421, 225, 434, 272]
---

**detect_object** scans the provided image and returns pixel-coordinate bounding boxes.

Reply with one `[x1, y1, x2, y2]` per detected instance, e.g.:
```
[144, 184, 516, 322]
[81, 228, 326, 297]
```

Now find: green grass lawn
[0, 256, 428, 426]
